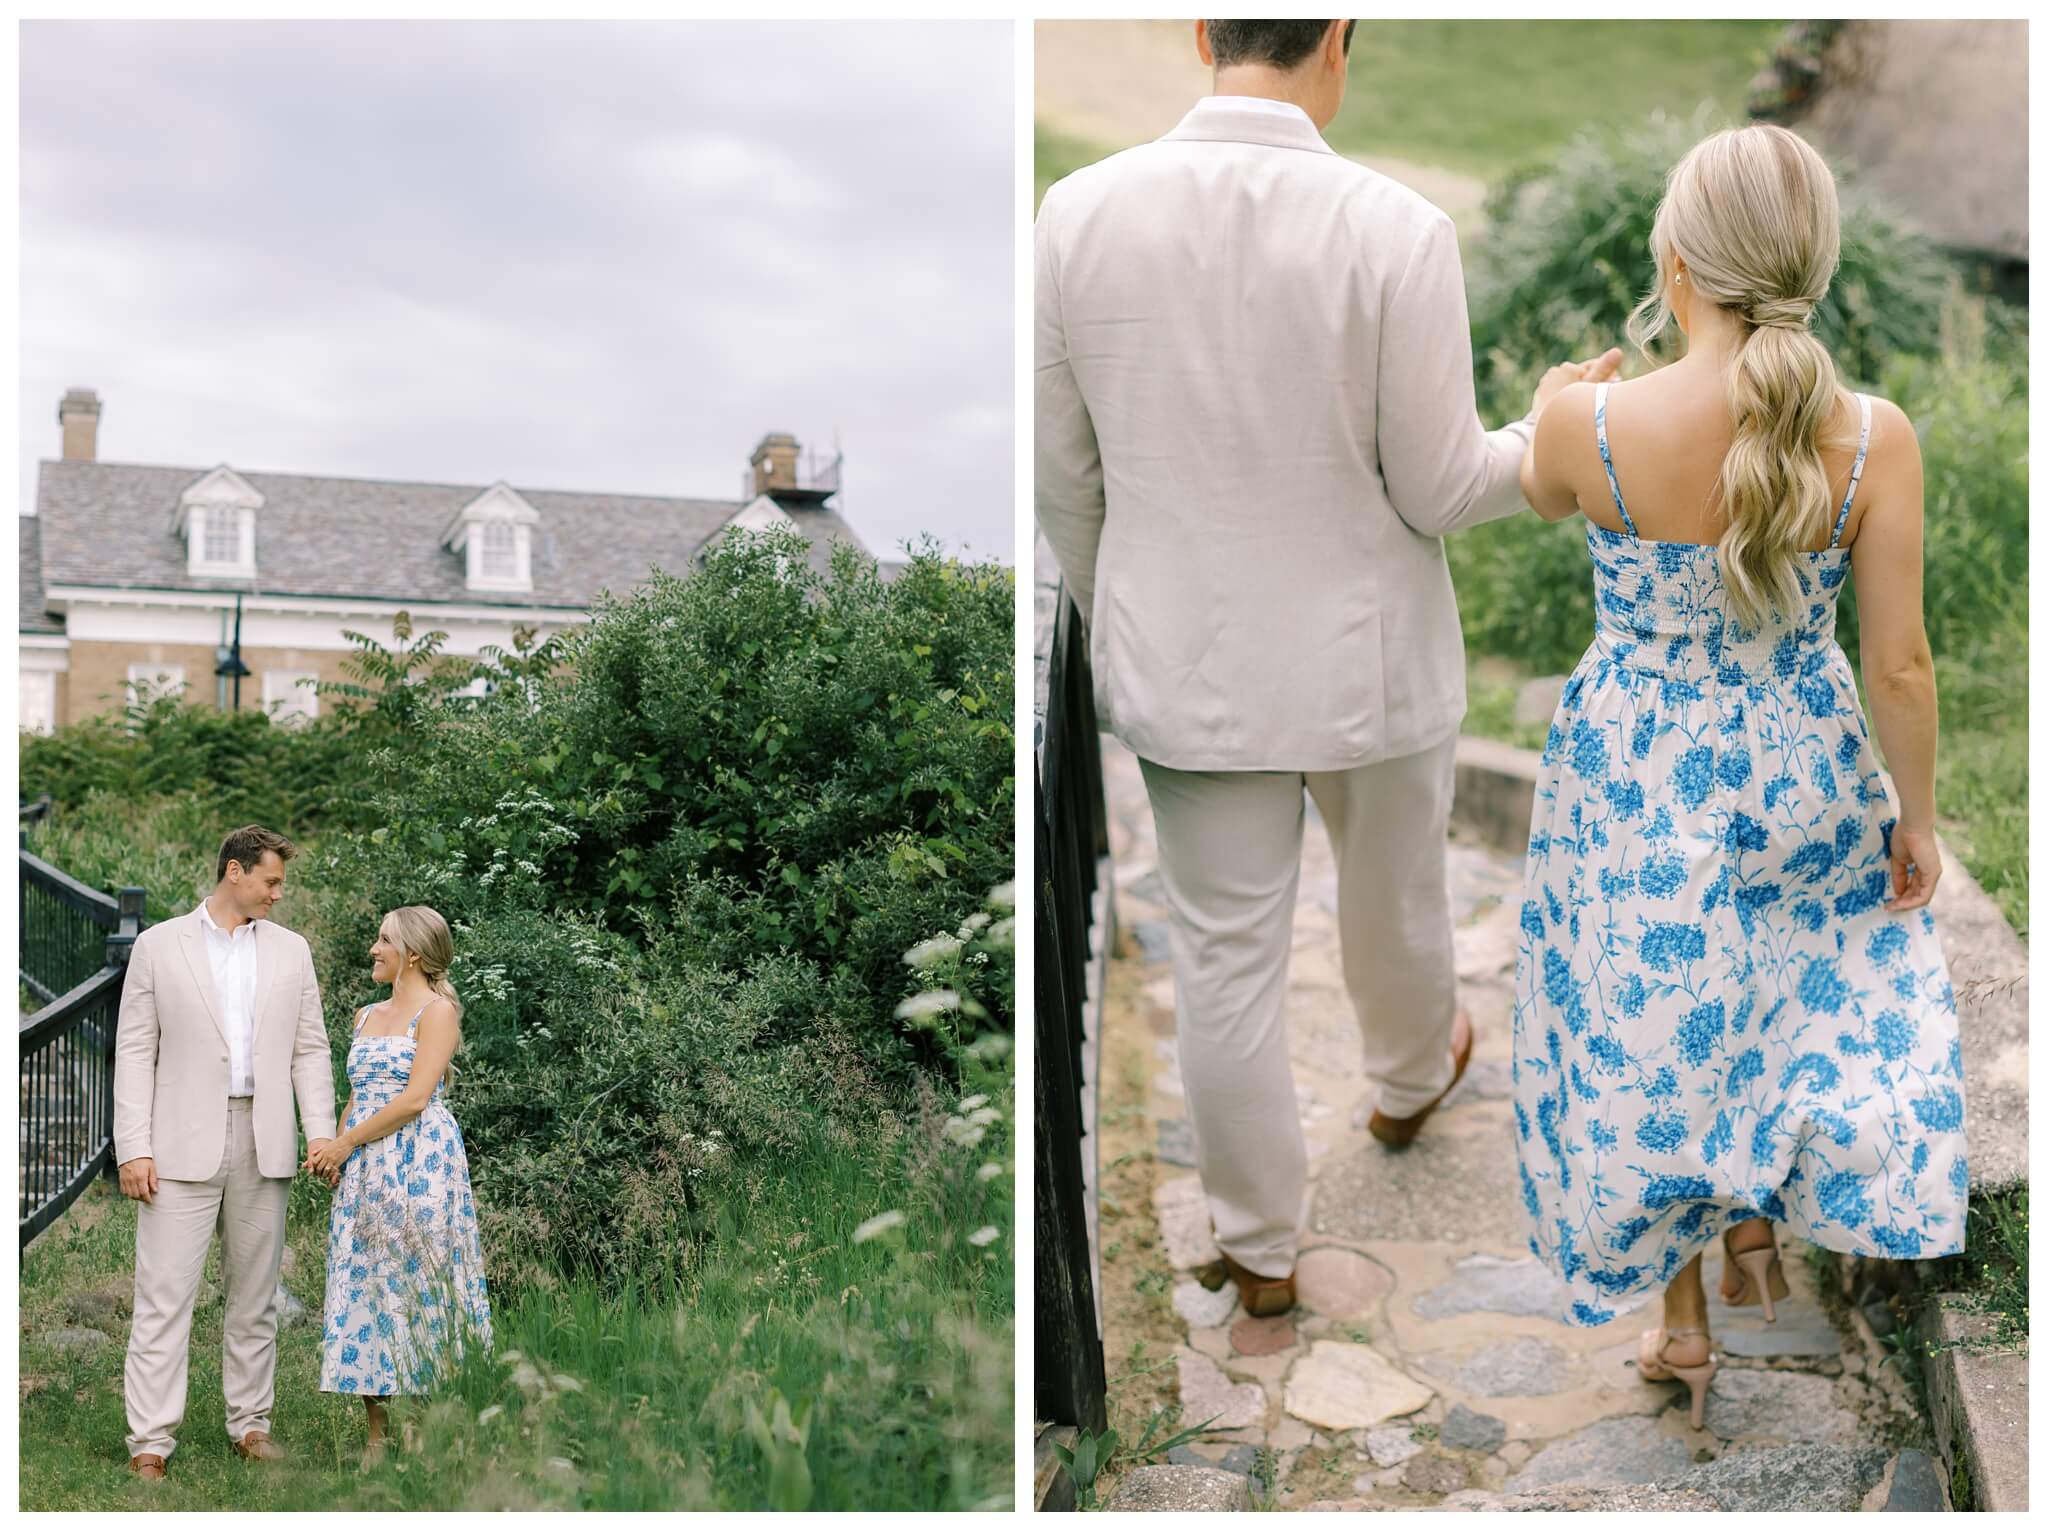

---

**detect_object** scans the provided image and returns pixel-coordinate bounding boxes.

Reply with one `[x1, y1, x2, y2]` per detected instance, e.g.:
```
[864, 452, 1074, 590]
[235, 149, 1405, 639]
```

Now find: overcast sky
[20, 21, 1015, 560]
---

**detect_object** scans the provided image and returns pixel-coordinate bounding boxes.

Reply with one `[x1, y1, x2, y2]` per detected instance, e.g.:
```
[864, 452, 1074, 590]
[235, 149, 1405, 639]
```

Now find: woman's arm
[1519, 379, 1596, 523]
[1847, 398, 1941, 911]
[307, 1000, 461, 1174]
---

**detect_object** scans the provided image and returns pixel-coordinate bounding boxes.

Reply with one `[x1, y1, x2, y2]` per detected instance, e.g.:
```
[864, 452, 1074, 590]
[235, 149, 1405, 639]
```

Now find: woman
[307, 905, 492, 1464]
[1509, 124, 1966, 1427]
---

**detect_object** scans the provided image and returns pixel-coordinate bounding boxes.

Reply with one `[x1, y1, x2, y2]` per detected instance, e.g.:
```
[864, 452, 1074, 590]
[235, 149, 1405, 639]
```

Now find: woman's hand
[1886, 823, 1943, 912]
[305, 1134, 354, 1182]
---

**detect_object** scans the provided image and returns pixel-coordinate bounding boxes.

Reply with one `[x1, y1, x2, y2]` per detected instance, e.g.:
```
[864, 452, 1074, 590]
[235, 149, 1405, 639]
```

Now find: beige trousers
[1139, 734, 1460, 1279]
[124, 1099, 290, 1459]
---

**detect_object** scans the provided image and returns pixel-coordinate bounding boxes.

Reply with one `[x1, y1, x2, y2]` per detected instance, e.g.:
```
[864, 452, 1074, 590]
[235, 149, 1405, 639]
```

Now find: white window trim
[261, 668, 321, 723]
[178, 467, 263, 580]
[18, 670, 57, 734]
[441, 482, 539, 594]
[126, 663, 188, 705]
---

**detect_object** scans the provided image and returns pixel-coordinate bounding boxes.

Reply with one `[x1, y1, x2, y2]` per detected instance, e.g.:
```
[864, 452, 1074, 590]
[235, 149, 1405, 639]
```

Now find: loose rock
[1440, 1404, 1507, 1453]
[1176, 1347, 1268, 1431]
[1283, 1342, 1433, 1431]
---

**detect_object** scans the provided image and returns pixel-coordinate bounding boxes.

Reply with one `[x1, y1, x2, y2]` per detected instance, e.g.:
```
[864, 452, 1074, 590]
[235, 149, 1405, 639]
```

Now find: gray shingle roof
[19, 516, 62, 633]
[30, 457, 873, 613]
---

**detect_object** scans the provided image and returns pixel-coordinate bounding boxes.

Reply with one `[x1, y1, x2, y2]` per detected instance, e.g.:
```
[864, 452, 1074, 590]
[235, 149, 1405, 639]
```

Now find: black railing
[19, 812, 146, 1250]
[1033, 585, 1110, 1454]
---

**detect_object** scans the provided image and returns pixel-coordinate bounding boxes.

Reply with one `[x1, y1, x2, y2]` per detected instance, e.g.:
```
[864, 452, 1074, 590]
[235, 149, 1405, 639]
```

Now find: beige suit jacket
[1036, 99, 1534, 771]
[113, 907, 339, 1180]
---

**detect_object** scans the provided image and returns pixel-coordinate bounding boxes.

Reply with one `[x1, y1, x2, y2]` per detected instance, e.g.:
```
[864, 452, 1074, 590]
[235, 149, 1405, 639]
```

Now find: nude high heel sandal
[1638, 1327, 1718, 1430]
[1722, 1230, 1790, 1322]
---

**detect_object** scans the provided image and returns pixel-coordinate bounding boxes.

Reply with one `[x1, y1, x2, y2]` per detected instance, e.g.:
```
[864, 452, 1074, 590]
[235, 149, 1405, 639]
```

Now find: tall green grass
[18, 1049, 1013, 1511]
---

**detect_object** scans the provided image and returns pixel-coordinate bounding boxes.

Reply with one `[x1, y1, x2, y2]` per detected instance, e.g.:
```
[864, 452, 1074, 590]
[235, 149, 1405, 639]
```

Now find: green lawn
[19, 1067, 1015, 1512]
[1036, 19, 1789, 202]
[1330, 19, 1787, 179]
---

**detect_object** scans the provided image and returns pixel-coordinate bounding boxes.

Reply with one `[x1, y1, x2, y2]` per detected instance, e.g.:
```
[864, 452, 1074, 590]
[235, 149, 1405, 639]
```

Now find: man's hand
[304, 1136, 350, 1184]
[1528, 347, 1625, 421]
[118, 1156, 159, 1205]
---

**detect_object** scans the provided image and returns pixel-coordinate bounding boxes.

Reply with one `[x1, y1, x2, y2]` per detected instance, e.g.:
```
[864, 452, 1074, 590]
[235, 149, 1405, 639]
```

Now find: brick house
[18, 389, 880, 732]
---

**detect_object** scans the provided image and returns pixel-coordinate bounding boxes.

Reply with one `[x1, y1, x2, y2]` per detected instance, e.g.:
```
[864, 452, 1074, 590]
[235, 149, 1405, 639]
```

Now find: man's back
[1036, 98, 1530, 771]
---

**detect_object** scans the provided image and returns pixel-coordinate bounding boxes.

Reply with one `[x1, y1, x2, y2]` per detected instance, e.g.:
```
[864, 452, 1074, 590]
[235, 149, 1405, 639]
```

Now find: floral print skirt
[318, 1036, 492, 1394]
[1510, 531, 1967, 1326]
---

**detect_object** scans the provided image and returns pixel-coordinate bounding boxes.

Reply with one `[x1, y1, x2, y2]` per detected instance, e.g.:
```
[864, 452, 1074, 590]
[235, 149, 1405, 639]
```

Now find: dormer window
[480, 519, 518, 580]
[202, 505, 241, 565]
[440, 482, 539, 594]
[175, 466, 262, 580]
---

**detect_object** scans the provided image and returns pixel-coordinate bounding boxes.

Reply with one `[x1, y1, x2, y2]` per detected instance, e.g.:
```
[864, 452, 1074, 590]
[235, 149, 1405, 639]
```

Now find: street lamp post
[214, 591, 251, 711]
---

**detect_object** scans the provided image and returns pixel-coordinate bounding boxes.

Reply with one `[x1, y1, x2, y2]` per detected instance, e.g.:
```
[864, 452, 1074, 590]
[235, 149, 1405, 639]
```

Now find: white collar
[196, 898, 256, 937]
[1192, 93, 1314, 126]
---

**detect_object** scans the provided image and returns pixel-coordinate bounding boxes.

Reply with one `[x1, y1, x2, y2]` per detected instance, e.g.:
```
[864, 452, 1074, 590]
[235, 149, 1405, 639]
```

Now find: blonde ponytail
[1718, 318, 1844, 630]
[1626, 124, 1855, 631]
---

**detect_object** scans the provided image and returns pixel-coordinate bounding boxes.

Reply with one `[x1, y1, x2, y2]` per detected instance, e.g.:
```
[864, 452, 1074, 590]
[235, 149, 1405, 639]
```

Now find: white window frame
[480, 519, 518, 580]
[126, 663, 188, 706]
[261, 668, 321, 724]
[179, 467, 263, 580]
[18, 670, 57, 735]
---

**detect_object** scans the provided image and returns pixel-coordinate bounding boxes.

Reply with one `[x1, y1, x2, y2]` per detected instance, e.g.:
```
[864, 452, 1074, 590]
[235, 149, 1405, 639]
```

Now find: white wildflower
[903, 934, 963, 970]
[977, 1162, 1004, 1182]
[551, 1373, 584, 1394]
[852, 1209, 907, 1244]
[965, 1034, 1012, 1061]
[477, 1404, 504, 1427]
[958, 1094, 990, 1112]
[959, 911, 992, 934]
[895, 990, 961, 1022]
[967, 1226, 1000, 1247]
[987, 881, 1016, 909]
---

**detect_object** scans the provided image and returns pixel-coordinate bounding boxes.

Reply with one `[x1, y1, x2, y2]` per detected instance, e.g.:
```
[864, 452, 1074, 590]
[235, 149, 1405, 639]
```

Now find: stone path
[1095, 736, 1946, 1513]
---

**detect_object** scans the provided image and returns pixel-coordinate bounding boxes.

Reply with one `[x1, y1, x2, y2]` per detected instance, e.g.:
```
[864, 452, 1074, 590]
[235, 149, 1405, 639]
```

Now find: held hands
[1528, 347, 1625, 421]
[1886, 824, 1943, 913]
[303, 1135, 350, 1186]
[118, 1157, 159, 1205]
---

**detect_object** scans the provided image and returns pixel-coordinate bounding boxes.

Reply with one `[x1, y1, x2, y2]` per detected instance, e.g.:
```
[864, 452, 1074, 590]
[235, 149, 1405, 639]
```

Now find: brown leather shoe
[232, 1430, 285, 1462]
[128, 1454, 167, 1481]
[1368, 1007, 1474, 1149]
[1194, 1249, 1296, 1316]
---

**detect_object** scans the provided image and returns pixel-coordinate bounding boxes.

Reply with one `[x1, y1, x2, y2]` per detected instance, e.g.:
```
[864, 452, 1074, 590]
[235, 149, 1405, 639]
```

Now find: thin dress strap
[1593, 382, 1639, 539]
[353, 1005, 370, 1035]
[405, 1002, 427, 1039]
[1829, 392, 1873, 547]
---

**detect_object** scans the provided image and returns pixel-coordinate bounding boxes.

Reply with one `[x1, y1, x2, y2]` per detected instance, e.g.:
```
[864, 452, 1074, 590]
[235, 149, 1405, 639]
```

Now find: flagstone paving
[1094, 736, 1943, 1512]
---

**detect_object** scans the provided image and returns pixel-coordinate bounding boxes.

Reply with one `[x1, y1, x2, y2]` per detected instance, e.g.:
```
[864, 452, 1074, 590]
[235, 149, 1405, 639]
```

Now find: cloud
[19, 19, 1015, 560]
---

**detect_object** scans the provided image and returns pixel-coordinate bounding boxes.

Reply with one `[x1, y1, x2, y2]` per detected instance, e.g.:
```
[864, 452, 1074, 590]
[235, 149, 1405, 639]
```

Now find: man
[1035, 19, 1618, 1313]
[113, 825, 338, 1479]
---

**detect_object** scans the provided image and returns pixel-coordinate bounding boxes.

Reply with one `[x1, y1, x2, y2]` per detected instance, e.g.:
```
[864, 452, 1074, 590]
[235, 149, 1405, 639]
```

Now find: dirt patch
[1090, 945, 1195, 1502]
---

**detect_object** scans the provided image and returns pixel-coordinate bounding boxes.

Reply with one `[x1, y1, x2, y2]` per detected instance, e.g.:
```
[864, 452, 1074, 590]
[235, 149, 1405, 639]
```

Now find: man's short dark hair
[217, 825, 296, 882]
[1207, 20, 1356, 70]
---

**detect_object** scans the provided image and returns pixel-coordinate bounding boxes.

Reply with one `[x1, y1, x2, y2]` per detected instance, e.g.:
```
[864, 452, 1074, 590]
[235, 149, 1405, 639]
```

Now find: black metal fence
[18, 809, 146, 1250]
[1033, 586, 1110, 1449]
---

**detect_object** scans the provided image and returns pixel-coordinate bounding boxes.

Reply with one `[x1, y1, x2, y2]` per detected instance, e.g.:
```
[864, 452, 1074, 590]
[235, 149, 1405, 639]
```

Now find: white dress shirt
[196, 898, 259, 1097]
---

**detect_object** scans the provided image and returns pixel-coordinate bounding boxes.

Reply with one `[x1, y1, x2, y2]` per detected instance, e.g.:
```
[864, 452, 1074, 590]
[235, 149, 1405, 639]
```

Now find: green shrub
[1466, 109, 1964, 423]
[21, 696, 362, 836]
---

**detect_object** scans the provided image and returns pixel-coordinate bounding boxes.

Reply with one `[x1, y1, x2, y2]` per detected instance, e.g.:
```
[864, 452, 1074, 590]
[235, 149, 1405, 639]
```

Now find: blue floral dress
[1511, 385, 1967, 1327]
[318, 1002, 493, 1394]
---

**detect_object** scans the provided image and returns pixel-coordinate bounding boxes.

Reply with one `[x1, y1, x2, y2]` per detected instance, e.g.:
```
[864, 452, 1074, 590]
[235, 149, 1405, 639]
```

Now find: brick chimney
[749, 432, 800, 496]
[58, 387, 101, 461]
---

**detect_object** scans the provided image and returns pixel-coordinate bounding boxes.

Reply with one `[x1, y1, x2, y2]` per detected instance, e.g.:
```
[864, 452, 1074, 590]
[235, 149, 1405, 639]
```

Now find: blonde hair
[380, 905, 463, 1022]
[1625, 124, 1856, 631]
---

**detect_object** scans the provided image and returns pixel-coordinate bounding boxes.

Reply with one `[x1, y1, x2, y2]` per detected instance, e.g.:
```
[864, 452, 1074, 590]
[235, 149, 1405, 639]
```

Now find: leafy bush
[288, 531, 1015, 1279]
[21, 696, 361, 837]
[1466, 109, 1964, 424]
